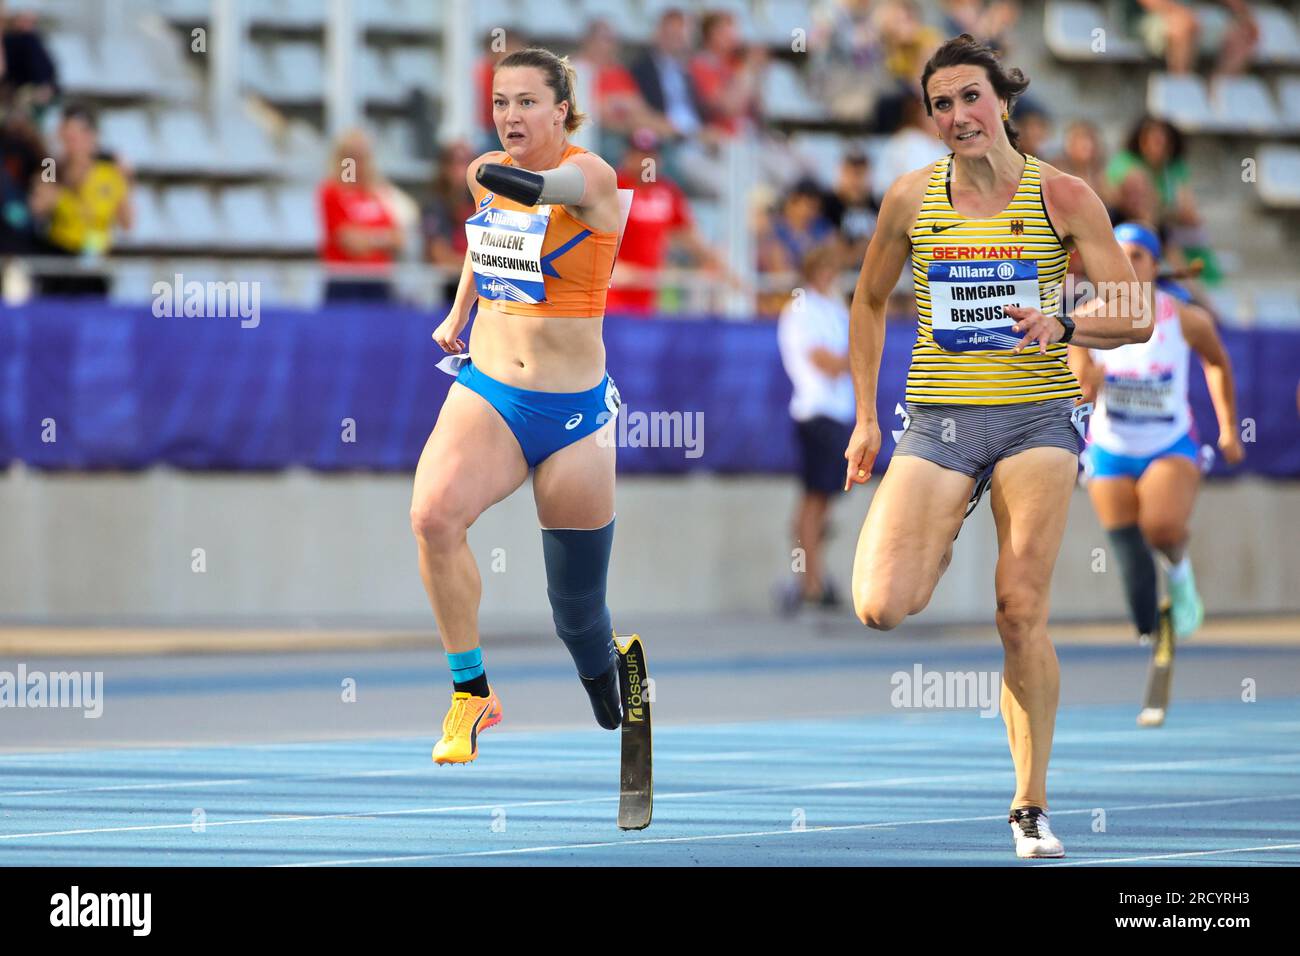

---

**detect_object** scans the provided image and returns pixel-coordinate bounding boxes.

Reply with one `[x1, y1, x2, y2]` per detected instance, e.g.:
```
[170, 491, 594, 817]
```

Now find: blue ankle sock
[447, 648, 488, 696]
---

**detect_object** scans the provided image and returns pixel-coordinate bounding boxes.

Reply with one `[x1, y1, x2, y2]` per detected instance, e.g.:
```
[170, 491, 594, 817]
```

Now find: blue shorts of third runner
[453, 358, 621, 468]
[1083, 432, 1198, 481]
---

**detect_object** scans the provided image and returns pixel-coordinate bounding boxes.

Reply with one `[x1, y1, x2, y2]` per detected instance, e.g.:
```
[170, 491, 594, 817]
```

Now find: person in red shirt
[688, 11, 765, 138]
[606, 127, 725, 316]
[317, 128, 404, 303]
[575, 20, 674, 143]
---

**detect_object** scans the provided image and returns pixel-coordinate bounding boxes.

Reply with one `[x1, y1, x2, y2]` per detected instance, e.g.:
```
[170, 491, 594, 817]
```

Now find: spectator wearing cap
[606, 127, 726, 316]
[28, 103, 132, 296]
[318, 127, 405, 303]
[775, 241, 855, 613]
[821, 149, 879, 269]
[689, 10, 766, 138]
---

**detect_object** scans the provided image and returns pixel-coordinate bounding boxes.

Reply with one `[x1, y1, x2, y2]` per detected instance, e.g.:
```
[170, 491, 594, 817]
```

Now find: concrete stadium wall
[1, 466, 1297, 627]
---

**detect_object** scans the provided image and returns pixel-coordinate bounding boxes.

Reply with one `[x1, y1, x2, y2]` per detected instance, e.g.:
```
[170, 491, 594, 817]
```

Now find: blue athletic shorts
[1083, 432, 1198, 481]
[453, 358, 621, 468]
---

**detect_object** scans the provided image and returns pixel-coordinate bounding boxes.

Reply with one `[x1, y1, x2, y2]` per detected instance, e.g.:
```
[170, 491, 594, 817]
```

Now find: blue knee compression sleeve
[541, 518, 617, 679]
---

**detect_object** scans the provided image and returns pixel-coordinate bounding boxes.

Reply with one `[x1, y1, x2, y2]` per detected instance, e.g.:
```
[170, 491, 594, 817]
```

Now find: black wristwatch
[1056, 314, 1076, 344]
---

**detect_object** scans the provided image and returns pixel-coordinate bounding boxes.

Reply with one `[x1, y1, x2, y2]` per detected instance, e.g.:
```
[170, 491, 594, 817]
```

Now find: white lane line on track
[1044, 843, 1300, 866]
[279, 792, 1300, 866]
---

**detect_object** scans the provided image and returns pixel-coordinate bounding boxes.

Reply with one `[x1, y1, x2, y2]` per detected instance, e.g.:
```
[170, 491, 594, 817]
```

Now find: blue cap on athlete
[1113, 221, 1162, 261]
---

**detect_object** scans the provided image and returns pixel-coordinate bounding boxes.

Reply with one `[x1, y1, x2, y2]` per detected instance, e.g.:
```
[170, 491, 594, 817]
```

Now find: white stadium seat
[1254, 6, 1300, 66]
[248, 0, 326, 29]
[99, 111, 156, 171]
[1147, 72, 1223, 133]
[270, 43, 326, 102]
[1044, 1, 1144, 61]
[161, 187, 225, 248]
[1209, 76, 1282, 134]
[219, 187, 283, 249]
[389, 47, 443, 98]
[1276, 76, 1300, 134]
[116, 185, 172, 249]
[472, 0, 522, 33]
[762, 60, 826, 123]
[1257, 145, 1300, 209]
[155, 111, 222, 173]
[756, 0, 811, 49]
[358, 46, 400, 105]
[45, 34, 99, 94]
[270, 186, 321, 252]
[578, 0, 650, 41]
[1253, 287, 1300, 325]
[518, 0, 583, 41]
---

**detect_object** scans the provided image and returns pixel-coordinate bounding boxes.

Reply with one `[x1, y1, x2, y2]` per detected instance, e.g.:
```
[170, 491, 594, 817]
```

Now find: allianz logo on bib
[947, 263, 1016, 280]
[483, 209, 532, 230]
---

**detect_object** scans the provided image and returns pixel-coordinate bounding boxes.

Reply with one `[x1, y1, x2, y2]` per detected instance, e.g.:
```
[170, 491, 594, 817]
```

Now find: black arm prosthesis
[476, 163, 545, 207]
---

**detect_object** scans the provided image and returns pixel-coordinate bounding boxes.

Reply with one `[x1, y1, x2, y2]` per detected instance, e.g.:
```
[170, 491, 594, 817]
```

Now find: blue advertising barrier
[1, 301, 1297, 477]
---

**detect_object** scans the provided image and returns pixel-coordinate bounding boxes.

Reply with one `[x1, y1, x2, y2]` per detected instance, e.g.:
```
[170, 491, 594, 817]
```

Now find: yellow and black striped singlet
[906, 153, 1081, 405]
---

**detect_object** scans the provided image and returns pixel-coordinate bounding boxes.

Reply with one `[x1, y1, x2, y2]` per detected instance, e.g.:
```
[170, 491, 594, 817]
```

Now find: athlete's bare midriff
[470, 303, 607, 392]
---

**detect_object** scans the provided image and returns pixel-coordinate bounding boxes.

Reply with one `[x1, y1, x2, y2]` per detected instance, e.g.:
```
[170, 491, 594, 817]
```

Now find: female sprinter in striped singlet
[411, 48, 630, 765]
[1070, 222, 1243, 647]
[843, 35, 1152, 859]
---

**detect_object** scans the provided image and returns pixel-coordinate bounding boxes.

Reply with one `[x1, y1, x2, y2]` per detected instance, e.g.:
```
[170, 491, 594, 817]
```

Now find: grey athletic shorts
[893, 398, 1086, 480]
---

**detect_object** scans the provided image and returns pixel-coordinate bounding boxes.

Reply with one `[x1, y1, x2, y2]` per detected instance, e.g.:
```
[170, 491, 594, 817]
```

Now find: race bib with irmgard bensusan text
[927, 259, 1041, 352]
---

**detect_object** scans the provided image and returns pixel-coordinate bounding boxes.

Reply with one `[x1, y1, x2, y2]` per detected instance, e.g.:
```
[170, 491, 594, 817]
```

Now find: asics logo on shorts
[565, 413, 583, 430]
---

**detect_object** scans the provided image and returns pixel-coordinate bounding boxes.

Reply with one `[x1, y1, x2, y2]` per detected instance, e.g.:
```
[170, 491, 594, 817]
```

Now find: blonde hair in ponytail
[496, 47, 587, 133]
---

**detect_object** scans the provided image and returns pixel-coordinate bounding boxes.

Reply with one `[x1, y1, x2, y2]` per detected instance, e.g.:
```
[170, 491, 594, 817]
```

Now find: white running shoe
[1009, 807, 1065, 859]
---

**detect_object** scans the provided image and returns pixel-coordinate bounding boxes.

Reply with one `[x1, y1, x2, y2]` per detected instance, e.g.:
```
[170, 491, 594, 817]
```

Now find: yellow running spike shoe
[432, 689, 502, 765]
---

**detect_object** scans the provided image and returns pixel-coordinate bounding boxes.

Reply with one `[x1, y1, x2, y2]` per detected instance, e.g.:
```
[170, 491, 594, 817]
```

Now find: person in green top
[1105, 115, 1219, 284]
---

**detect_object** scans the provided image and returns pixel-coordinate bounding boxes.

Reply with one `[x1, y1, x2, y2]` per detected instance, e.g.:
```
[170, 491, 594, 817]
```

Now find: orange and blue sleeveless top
[466, 144, 619, 318]
[906, 153, 1081, 405]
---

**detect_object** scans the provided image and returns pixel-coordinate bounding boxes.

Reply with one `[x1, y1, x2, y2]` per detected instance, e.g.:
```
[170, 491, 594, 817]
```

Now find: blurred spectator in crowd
[422, 139, 476, 305]
[941, 0, 1020, 52]
[873, 0, 943, 131]
[689, 10, 766, 137]
[630, 8, 720, 195]
[0, 105, 43, 259]
[809, 0, 881, 123]
[821, 148, 878, 268]
[770, 178, 835, 274]
[775, 242, 854, 614]
[758, 178, 835, 317]
[474, 30, 528, 153]
[873, 92, 945, 206]
[318, 128, 405, 303]
[0, 6, 58, 123]
[1102, 116, 1211, 278]
[1124, 0, 1257, 76]
[27, 103, 131, 297]
[1013, 98, 1052, 159]
[606, 127, 727, 316]
[1050, 120, 1115, 213]
[1107, 115, 1218, 283]
[573, 19, 674, 161]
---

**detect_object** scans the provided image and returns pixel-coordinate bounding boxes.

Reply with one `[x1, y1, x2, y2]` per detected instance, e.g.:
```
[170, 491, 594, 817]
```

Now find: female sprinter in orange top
[411, 48, 630, 764]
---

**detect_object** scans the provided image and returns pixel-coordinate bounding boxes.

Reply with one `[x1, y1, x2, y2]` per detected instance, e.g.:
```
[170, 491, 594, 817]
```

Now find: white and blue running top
[1089, 289, 1192, 458]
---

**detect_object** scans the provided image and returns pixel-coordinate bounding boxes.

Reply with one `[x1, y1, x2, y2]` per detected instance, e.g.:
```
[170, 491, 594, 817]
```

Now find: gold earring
[1002, 111, 1009, 121]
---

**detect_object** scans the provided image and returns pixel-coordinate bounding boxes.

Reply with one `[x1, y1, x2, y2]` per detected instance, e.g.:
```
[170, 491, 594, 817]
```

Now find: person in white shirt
[776, 242, 856, 612]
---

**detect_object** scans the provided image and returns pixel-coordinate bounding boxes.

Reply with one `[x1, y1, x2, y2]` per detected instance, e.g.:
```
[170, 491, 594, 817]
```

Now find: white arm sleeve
[538, 163, 588, 206]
